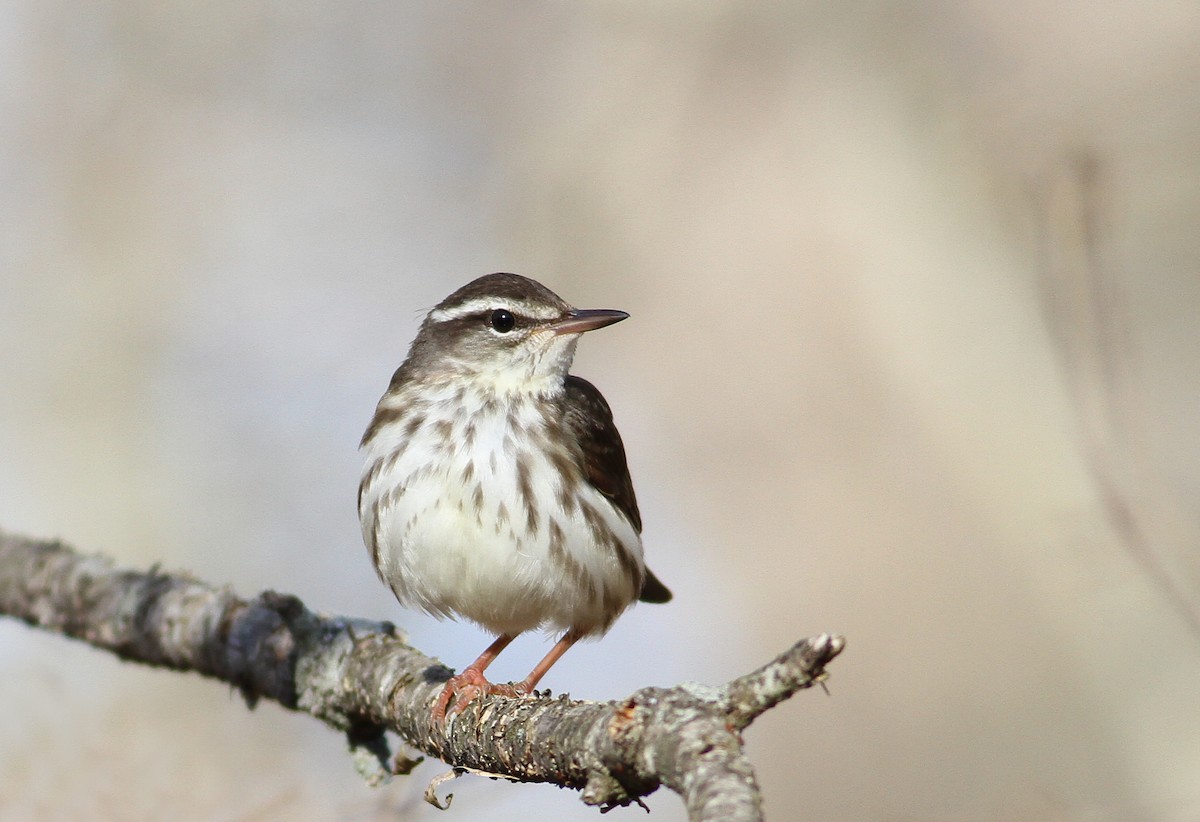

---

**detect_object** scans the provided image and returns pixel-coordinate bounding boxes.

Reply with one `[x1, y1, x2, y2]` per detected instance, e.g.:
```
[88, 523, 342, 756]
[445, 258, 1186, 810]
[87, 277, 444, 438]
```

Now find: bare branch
[0, 529, 844, 821]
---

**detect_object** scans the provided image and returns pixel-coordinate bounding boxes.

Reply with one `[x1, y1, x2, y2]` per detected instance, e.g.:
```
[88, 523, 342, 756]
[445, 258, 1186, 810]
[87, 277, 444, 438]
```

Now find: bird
[357, 272, 671, 722]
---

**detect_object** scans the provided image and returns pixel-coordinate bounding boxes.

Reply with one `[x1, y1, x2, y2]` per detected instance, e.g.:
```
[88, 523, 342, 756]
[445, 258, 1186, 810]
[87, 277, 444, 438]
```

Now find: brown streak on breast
[547, 519, 598, 607]
[550, 448, 579, 514]
[471, 482, 485, 524]
[581, 501, 643, 605]
[516, 457, 539, 537]
[403, 413, 424, 439]
[361, 403, 405, 447]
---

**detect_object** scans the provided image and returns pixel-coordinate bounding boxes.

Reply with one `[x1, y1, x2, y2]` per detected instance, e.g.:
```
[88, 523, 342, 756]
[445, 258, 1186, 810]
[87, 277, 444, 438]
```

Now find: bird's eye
[490, 309, 516, 333]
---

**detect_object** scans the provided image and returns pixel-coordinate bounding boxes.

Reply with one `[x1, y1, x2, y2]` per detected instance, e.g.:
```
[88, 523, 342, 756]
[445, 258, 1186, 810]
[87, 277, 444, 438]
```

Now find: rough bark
[0, 529, 844, 821]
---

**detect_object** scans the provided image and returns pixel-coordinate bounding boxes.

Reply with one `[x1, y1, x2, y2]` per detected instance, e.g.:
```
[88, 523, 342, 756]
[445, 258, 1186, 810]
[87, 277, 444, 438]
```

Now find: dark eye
[490, 309, 516, 333]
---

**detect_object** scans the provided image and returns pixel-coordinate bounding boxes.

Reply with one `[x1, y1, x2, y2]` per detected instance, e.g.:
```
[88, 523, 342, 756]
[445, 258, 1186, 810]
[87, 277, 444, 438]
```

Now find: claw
[430, 629, 585, 724]
[432, 669, 527, 723]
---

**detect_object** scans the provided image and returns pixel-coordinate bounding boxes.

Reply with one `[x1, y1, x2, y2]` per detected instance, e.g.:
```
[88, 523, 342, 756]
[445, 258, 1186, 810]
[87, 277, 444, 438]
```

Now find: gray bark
[0, 529, 844, 821]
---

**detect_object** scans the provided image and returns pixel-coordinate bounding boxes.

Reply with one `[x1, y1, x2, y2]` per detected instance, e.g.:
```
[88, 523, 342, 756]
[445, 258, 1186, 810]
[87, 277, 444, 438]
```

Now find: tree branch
[0, 529, 844, 821]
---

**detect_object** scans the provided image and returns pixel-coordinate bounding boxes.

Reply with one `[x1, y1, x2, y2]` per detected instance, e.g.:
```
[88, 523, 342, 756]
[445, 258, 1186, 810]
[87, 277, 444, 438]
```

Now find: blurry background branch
[0, 529, 843, 822]
[1035, 151, 1200, 639]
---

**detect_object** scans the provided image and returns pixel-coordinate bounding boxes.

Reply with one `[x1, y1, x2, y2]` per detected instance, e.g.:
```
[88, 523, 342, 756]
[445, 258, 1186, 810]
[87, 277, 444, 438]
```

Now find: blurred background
[3, 2, 1200, 820]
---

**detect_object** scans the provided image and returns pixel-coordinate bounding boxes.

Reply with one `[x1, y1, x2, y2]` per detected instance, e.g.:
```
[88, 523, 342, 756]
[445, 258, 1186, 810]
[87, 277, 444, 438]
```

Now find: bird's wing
[562, 375, 642, 531]
[563, 375, 672, 604]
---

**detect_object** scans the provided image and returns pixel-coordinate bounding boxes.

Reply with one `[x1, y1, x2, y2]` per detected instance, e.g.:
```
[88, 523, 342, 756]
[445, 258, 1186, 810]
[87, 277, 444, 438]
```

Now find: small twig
[722, 634, 845, 730]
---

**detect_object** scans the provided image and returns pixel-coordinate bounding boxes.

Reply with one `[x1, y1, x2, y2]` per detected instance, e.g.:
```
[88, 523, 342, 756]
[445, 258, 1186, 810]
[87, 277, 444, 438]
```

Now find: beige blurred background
[3, 2, 1200, 820]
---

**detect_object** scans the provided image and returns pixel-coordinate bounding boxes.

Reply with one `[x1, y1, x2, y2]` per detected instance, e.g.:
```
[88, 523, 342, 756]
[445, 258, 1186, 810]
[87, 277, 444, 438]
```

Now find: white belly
[360, 394, 644, 637]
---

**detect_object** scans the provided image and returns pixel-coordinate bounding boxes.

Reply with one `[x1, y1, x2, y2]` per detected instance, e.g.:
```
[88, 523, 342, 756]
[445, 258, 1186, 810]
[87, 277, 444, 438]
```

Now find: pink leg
[432, 629, 587, 722]
[515, 628, 585, 693]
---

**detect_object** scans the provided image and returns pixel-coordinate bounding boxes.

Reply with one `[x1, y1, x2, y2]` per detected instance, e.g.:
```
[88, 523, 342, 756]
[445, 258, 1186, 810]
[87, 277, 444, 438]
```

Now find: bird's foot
[432, 669, 529, 723]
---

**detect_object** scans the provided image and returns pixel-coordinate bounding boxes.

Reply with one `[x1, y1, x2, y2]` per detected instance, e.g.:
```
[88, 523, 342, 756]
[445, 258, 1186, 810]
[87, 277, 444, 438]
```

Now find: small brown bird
[358, 273, 671, 721]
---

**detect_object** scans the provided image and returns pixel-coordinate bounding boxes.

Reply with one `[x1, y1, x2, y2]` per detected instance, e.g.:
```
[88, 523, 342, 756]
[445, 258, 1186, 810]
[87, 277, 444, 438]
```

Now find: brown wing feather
[562, 375, 671, 604]
[562, 375, 641, 530]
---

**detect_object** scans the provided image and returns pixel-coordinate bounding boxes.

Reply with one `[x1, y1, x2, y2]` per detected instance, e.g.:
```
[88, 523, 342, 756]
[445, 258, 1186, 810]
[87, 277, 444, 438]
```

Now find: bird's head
[405, 273, 628, 396]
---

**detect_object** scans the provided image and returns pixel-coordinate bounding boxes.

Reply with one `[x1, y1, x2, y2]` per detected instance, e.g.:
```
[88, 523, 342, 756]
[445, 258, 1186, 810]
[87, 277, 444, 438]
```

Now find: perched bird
[358, 273, 671, 721]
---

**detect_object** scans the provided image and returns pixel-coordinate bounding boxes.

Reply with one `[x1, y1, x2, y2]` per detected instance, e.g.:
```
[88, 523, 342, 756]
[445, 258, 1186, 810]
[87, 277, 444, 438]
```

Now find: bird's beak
[549, 308, 629, 336]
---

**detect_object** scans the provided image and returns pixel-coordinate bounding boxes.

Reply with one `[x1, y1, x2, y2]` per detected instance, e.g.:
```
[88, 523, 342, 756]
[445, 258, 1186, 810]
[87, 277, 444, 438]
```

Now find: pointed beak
[549, 308, 629, 336]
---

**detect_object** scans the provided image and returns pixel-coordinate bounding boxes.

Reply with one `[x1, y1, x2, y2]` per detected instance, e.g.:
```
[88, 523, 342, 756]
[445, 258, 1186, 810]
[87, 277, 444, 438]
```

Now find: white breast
[359, 386, 644, 637]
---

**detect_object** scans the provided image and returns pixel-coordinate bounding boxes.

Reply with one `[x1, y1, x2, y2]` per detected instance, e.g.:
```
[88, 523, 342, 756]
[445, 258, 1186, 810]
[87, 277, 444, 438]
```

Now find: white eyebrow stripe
[429, 297, 563, 323]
